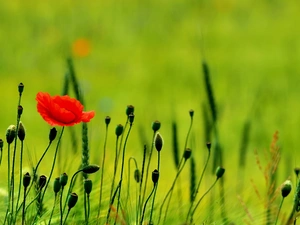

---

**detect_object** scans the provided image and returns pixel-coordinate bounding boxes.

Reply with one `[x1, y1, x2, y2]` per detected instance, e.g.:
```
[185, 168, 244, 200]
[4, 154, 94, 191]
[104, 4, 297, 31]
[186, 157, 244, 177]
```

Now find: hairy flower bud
[126, 105, 134, 116]
[18, 83, 24, 95]
[53, 177, 61, 193]
[105, 116, 111, 125]
[6, 125, 16, 144]
[38, 175, 47, 189]
[23, 172, 31, 188]
[155, 133, 163, 152]
[81, 164, 100, 174]
[60, 173, 68, 187]
[134, 169, 140, 183]
[183, 148, 192, 160]
[18, 122, 26, 141]
[281, 180, 292, 198]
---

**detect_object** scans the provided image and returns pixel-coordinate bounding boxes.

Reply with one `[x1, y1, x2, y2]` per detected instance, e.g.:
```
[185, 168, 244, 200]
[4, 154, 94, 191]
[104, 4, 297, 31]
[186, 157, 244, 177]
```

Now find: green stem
[60, 187, 65, 225]
[186, 148, 211, 220]
[106, 181, 121, 225]
[62, 209, 71, 225]
[97, 123, 109, 224]
[7, 143, 11, 225]
[110, 136, 120, 202]
[48, 194, 58, 225]
[126, 157, 138, 208]
[150, 151, 161, 222]
[21, 187, 27, 225]
[138, 145, 147, 224]
[141, 132, 156, 213]
[140, 184, 156, 225]
[15, 141, 24, 216]
[274, 197, 284, 225]
[115, 123, 133, 224]
[87, 194, 90, 224]
[189, 178, 219, 224]
[40, 127, 65, 204]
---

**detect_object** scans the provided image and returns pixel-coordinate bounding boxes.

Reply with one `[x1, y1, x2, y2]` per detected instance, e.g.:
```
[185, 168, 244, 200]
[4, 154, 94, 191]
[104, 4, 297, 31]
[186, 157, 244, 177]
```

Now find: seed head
[189, 109, 194, 118]
[84, 179, 93, 194]
[126, 105, 135, 116]
[281, 180, 292, 198]
[60, 173, 68, 187]
[152, 120, 161, 132]
[23, 172, 31, 188]
[105, 116, 111, 125]
[216, 167, 225, 179]
[68, 193, 78, 209]
[183, 148, 192, 160]
[18, 83, 24, 95]
[53, 177, 61, 193]
[152, 169, 159, 184]
[115, 124, 124, 137]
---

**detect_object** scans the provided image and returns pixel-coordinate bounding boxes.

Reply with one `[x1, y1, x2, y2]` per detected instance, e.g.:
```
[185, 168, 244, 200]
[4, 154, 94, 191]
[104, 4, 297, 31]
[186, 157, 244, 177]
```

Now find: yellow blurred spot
[72, 38, 91, 57]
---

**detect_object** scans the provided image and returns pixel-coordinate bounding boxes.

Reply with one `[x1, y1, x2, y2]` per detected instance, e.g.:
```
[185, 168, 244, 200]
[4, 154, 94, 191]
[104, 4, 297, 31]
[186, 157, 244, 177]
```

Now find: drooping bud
[105, 116, 111, 125]
[84, 179, 93, 195]
[126, 105, 134, 116]
[189, 109, 194, 118]
[18, 83, 24, 95]
[18, 105, 23, 117]
[38, 175, 47, 189]
[155, 133, 163, 152]
[6, 125, 16, 144]
[53, 177, 61, 194]
[134, 169, 140, 183]
[60, 173, 68, 187]
[81, 164, 100, 174]
[18, 122, 26, 141]
[23, 172, 31, 188]
[49, 128, 57, 142]
[152, 120, 161, 132]
[183, 148, 192, 160]
[68, 193, 78, 209]
[281, 180, 292, 198]
[129, 113, 135, 124]
[216, 167, 225, 179]
[152, 169, 159, 184]
[115, 124, 124, 137]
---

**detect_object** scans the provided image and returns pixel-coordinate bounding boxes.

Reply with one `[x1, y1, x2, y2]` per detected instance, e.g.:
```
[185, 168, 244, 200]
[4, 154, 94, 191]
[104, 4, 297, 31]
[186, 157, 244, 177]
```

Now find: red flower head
[36, 92, 95, 126]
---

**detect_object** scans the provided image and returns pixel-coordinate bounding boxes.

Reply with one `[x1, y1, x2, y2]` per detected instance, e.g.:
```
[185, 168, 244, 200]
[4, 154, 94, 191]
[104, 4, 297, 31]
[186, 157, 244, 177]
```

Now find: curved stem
[110, 136, 120, 202]
[138, 145, 147, 224]
[41, 127, 65, 203]
[115, 123, 133, 224]
[150, 151, 161, 222]
[126, 157, 138, 208]
[186, 148, 211, 220]
[274, 197, 284, 225]
[48, 194, 58, 225]
[189, 178, 219, 224]
[140, 184, 156, 225]
[97, 123, 109, 224]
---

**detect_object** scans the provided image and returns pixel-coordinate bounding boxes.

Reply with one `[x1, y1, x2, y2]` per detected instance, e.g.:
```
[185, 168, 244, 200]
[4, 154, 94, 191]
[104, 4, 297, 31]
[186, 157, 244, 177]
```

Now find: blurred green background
[0, 0, 300, 223]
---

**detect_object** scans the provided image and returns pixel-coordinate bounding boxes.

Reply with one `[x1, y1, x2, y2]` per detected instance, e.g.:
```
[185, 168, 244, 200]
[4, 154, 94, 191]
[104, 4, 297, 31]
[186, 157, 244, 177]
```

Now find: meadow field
[0, 0, 299, 224]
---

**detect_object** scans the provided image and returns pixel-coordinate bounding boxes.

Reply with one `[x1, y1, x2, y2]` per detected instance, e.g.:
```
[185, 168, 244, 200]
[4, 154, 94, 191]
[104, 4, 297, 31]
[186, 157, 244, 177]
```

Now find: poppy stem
[40, 127, 65, 203]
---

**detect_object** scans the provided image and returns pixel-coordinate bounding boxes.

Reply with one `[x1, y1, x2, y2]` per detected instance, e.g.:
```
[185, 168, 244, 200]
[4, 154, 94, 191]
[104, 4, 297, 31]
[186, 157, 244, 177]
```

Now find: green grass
[0, 0, 300, 224]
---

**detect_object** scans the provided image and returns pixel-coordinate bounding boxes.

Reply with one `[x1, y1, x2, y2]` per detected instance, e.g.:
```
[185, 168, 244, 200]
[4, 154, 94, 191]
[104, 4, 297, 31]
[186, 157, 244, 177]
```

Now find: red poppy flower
[36, 92, 95, 126]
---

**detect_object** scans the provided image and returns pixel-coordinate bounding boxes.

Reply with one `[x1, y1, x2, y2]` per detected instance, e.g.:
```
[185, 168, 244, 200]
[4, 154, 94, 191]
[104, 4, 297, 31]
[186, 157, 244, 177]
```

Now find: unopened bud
[81, 164, 100, 174]
[18, 122, 25, 141]
[134, 169, 140, 183]
[216, 167, 225, 179]
[129, 113, 135, 124]
[189, 109, 194, 118]
[18, 105, 23, 117]
[38, 175, 47, 189]
[155, 133, 163, 152]
[206, 142, 211, 152]
[49, 128, 57, 142]
[53, 177, 61, 193]
[281, 180, 292, 198]
[0, 139, 3, 149]
[6, 125, 16, 144]
[294, 167, 300, 177]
